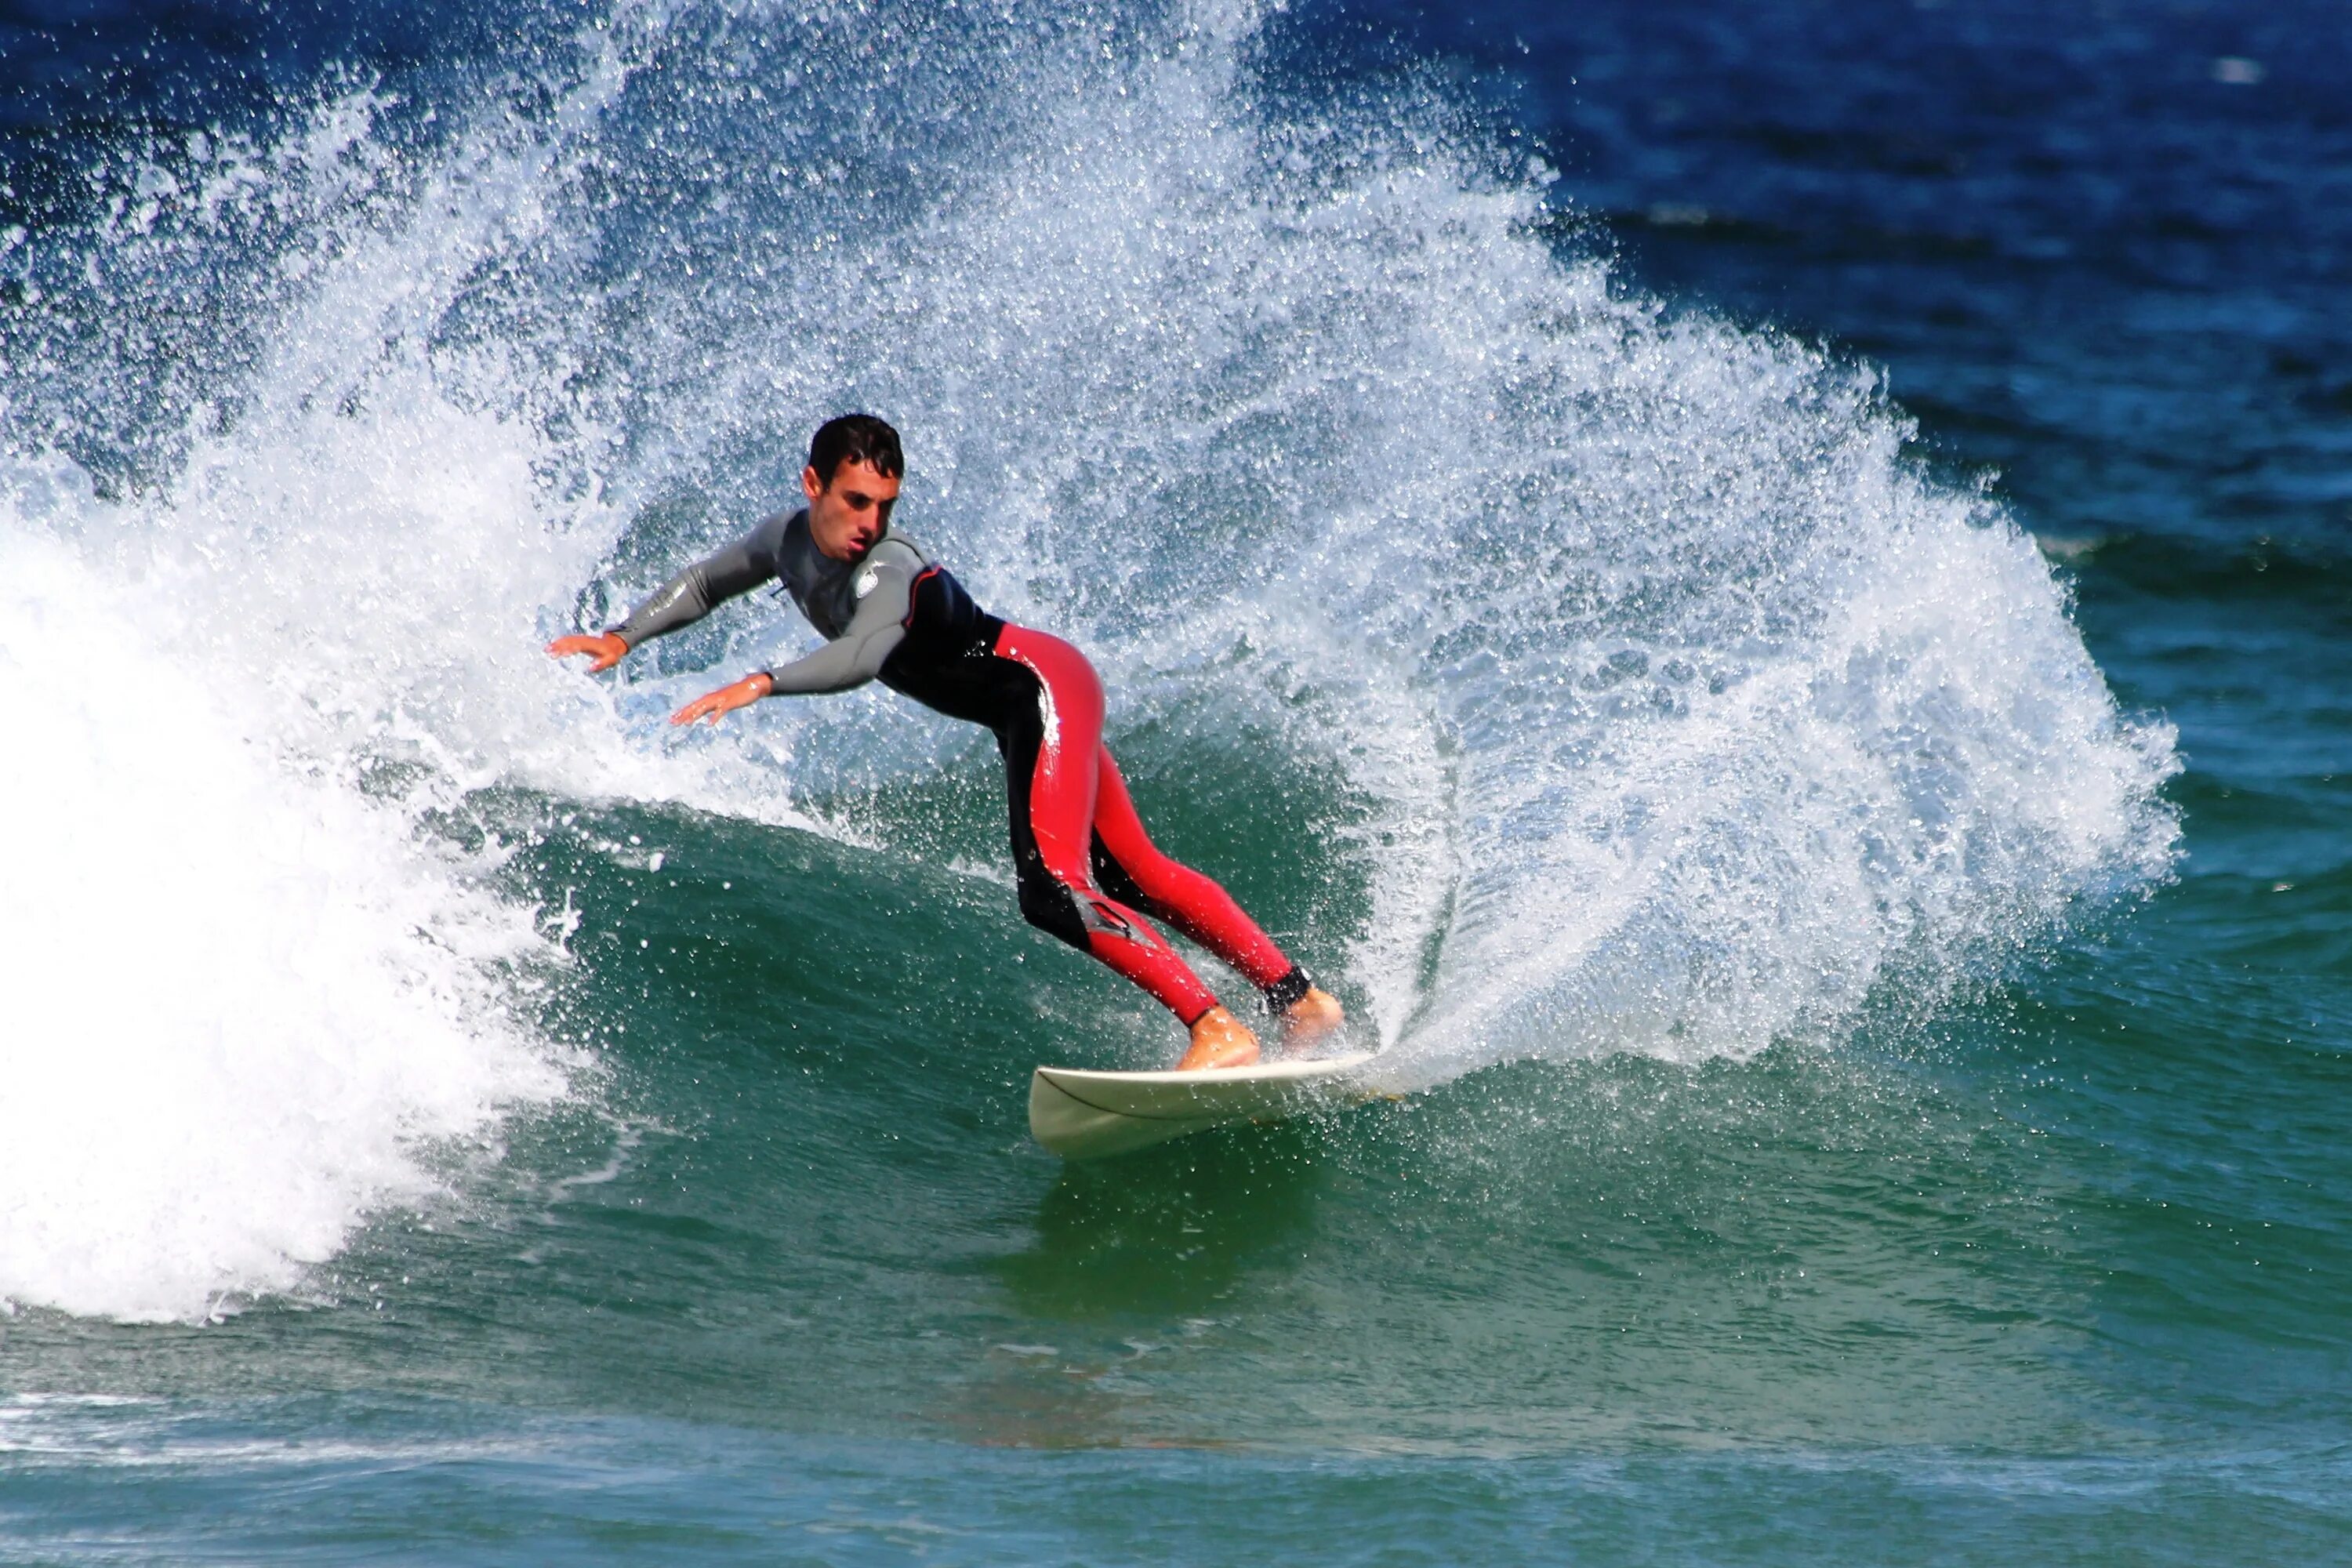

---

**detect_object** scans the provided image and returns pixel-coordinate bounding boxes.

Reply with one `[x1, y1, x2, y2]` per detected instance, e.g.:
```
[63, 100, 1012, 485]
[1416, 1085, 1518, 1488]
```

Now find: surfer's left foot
[1178, 1007, 1261, 1071]
[1280, 985, 1345, 1050]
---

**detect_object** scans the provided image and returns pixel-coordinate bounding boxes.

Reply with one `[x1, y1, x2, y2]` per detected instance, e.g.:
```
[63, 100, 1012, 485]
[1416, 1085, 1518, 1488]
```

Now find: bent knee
[1017, 875, 1091, 951]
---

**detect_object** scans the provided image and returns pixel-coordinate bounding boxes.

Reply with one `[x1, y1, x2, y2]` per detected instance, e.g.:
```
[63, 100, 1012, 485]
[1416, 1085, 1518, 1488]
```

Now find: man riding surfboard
[549, 414, 1343, 1070]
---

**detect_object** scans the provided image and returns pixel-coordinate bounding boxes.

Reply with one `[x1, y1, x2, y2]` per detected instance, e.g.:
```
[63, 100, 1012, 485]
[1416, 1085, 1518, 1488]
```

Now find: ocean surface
[2, 0, 2347, 1559]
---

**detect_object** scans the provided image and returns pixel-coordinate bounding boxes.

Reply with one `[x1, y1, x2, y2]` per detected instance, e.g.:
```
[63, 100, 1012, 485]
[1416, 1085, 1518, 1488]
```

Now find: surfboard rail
[1028, 1051, 1379, 1160]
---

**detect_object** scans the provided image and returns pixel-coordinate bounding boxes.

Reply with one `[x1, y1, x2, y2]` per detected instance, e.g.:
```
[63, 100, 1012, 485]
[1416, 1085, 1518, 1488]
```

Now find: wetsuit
[609, 509, 1315, 1024]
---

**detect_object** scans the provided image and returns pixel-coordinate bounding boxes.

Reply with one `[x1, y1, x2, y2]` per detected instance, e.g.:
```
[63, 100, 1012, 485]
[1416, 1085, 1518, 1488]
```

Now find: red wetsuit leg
[1089, 745, 1298, 993]
[994, 625, 1222, 1025]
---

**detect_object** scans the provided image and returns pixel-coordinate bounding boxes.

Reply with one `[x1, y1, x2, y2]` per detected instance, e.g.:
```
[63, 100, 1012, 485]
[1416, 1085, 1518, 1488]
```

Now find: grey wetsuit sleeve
[761, 541, 919, 696]
[608, 522, 779, 647]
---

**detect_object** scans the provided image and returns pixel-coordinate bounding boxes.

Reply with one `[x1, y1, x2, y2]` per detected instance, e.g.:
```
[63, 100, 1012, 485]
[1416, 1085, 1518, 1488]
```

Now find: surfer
[549, 414, 1343, 1070]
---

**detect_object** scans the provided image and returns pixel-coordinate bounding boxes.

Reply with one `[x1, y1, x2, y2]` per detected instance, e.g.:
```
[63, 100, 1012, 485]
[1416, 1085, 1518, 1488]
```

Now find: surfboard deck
[1029, 1051, 1380, 1160]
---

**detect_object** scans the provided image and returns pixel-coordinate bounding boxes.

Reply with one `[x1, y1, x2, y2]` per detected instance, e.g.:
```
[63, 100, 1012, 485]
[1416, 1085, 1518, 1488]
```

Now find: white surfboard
[1029, 1051, 1380, 1160]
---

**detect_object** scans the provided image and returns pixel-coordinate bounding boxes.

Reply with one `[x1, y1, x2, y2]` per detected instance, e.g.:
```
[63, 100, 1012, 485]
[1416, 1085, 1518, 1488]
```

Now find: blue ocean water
[2, 0, 2347, 1561]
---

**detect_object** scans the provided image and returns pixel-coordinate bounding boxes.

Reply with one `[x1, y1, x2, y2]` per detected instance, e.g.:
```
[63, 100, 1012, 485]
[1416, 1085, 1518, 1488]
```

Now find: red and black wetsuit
[607, 508, 1315, 1024]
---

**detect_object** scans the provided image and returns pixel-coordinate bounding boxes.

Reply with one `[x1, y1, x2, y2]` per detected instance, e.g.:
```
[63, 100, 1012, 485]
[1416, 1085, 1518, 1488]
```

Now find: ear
[801, 464, 823, 502]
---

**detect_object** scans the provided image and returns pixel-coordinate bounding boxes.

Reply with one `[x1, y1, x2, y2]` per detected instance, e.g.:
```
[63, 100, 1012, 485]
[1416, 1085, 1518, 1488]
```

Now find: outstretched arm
[670, 543, 921, 725]
[549, 517, 784, 669]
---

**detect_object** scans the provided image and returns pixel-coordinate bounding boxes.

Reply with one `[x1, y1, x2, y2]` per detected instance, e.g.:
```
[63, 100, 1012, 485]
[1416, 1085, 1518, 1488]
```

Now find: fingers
[546, 633, 626, 672]
[670, 674, 772, 726]
[669, 687, 746, 726]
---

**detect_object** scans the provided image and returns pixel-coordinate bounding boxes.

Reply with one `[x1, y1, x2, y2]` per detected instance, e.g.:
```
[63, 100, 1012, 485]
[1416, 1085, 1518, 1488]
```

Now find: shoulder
[747, 506, 804, 558]
[841, 536, 922, 612]
[861, 534, 930, 575]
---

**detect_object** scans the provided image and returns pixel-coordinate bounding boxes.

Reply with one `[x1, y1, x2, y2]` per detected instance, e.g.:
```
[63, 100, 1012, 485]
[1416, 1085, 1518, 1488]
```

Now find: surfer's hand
[548, 631, 629, 672]
[670, 673, 774, 726]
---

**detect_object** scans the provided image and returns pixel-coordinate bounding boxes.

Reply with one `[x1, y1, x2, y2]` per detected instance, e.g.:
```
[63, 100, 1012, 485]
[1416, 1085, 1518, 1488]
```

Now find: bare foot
[1177, 1006, 1261, 1071]
[1280, 986, 1345, 1051]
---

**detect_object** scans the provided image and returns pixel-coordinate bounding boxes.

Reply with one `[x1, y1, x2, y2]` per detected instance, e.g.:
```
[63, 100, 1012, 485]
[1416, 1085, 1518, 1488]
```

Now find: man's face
[803, 458, 902, 561]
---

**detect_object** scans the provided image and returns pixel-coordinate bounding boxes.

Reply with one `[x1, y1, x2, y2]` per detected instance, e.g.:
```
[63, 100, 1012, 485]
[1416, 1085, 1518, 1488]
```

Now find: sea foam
[0, 510, 560, 1322]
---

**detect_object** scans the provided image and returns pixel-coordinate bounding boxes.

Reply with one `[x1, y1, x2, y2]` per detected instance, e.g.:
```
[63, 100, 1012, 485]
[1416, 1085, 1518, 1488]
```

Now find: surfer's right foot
[1281, 985, 1345, 1050]
[1178, 1007, 1261, 1071]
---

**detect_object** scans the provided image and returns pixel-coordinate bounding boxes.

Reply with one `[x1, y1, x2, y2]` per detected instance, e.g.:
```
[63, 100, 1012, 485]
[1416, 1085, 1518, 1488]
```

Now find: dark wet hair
[807, 413, 904, 487]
